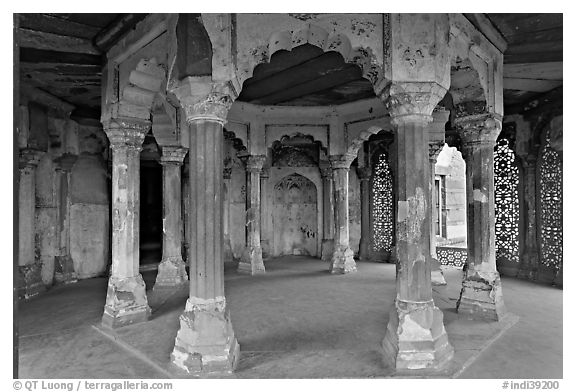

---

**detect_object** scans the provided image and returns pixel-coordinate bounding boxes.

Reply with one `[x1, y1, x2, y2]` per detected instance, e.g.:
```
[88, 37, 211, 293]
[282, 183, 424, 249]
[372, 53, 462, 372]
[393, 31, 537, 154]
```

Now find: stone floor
[17, 256, 562, 379]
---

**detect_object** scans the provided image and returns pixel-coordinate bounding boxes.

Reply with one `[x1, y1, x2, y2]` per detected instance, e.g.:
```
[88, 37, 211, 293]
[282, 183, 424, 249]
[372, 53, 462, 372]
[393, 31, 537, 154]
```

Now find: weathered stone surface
[238, 155, 266, 275]
[457, 268, 506, 321]
[430, 258, 447, 286]
[357, 166, 372, 261]
[456, 113, 506, 320]
[54, 255, 77, 284]
[329, 245, 357, 274]
[155, 146, 189, 289]
[171, 298, 239, 374]
[382, 299, 453, 370]
[155, 257, 188, 288]
[18, 263, 46, 299]
[329, 155, 357, 274]
[102, 274, 151, 329]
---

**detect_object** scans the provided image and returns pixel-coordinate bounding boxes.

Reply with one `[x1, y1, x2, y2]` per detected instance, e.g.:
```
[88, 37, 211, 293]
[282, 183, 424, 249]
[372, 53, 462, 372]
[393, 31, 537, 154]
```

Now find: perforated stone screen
[494, 138, 520, 264]
[371, 152, 393, 252]
[539, 131, 563, 271]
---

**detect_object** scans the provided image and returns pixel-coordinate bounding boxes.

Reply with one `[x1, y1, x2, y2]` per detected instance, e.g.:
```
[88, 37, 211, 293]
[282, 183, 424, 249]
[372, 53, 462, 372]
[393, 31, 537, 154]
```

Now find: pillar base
[154, 257, 189, 288]
[321, 239, 334, 262]
[457, 268, 506, 321]
[517, 251, 539, 280]
[54, 255, 78, 284]
[18, 263, 46, 299]
[430, 258, 447, 286]
[382, 299, 454, 370]
[224, 237, 234, 263]
[171, 297, 240, 374]
[237, 246, 265, 275]
[329, 245, 357, 274]
[102, 274, 151, 329]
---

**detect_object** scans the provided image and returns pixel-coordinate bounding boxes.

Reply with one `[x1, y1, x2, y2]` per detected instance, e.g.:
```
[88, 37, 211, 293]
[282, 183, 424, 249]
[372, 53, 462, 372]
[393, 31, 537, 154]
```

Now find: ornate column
[381, 83, 453, 370]
[357, 166, 372, 261]
[238, 155, 267, 274]
[101, 118, 151, 328]
[170, 79, 239, 374]
[260, 166, 271, 258]
[154, 146, 189, 288]
[429, 141, 447, 286]
[329, 154, 357, 274]
[517, 154, 539, 280]
[456, 114, 506, 321]
[223, 166, 234, 263]
[320, 161, 335, 261]
[18, 148, 45, 298]
[53, 154, 78, 284]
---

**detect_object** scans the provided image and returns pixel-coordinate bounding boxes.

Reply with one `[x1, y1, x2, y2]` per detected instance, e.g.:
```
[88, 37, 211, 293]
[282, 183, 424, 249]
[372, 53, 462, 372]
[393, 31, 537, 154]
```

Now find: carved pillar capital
[260, 166, 270, 179]
[456, 113, 502, 159]
[329, 154, 355, 170]
[171, 77, 234, 125]
[428, 141, 444, 162]
[356, 166, 372, 181]
[19, 148, 44, 169]
[319, 161, 332, 179]
[245, 155, 267, 173]
[53, 153, 78, 172]
[160, 146, 188, 165]
[103, 117, 151, 151]
[382, 81, 447, 125]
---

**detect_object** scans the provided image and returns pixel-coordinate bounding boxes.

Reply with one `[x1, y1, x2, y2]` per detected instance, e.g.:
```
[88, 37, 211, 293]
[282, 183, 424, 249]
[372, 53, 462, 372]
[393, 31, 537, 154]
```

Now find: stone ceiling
[16, 13, 562, 120]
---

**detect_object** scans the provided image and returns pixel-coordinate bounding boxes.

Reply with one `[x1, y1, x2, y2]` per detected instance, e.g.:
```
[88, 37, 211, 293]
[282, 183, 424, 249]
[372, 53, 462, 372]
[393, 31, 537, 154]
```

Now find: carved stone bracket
[223, 167, 232, 179]
[160, 146, 188, 165]
[319, 161, 332, 179]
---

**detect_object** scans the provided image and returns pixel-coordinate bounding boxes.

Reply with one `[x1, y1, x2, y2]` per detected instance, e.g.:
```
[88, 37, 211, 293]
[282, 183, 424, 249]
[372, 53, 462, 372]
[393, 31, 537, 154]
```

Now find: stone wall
[69, 153, 110, 278]
[348, 168, 361, 255]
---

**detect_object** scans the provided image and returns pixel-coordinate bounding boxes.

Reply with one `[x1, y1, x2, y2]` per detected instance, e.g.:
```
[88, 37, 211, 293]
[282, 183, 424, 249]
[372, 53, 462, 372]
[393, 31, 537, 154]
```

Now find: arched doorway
[272, 173, 318, 256]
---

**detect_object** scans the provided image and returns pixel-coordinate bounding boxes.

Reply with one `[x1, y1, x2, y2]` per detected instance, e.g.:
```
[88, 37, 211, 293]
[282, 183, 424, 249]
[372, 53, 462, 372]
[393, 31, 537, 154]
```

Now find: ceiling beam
[18, 13, 101, 40]
[503, 62, 562, 80]
[93, 13, 148, 52]
[464, 13, 508, 53]
[16, 27, 100, 55]
[20, 47, 102, 65]
[503, 77, 562, 93]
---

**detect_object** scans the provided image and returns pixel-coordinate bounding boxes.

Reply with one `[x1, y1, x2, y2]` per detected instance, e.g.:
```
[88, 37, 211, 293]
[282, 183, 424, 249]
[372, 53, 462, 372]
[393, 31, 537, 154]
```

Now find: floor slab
[17, 256, 562, 379]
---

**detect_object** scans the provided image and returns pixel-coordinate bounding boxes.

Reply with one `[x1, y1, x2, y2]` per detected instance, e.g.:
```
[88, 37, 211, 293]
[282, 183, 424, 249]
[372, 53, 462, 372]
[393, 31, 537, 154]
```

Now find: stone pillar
[223, 167, 234, 263]
[357, 166, 372, 261]
[429, 142, 446, 286]
[518, 154, 539, 280]
[101, 118, 151, 329]
[456, 114, 506, 321]
[329, 155, 357, 274]
[54, 154, 78, 284]
[18, 148, 45, 298]
[260, 167, 271, 258]
[381, 86, 453, 370]
[320, 162, 335, 261]
[154, 146, 189, 289]
[238, 155, 266, 275]
[170, 81, 239, 373]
